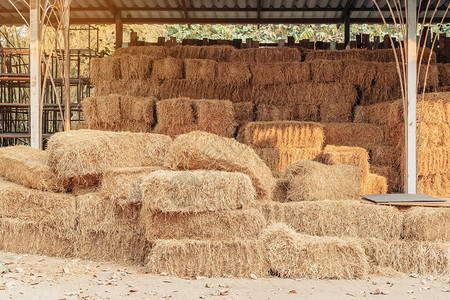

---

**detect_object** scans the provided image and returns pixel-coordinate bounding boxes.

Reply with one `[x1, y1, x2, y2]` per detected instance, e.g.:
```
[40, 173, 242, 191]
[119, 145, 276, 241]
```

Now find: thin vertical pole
[63, 0, 71, 131]
[30, 0, 42, 148]
[406, 0, 417, 194]
[115, 11, 123, 49]
[344, 14, 350, 47]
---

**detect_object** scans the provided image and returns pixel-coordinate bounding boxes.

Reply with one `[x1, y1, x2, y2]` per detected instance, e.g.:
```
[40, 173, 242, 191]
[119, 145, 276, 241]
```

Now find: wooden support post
[344, 14, 350, 47]
[30, 0, 42, 149]
[63, 0, 71, 132]
[115, 11, 123, 49]
[406, 0, 417, 194]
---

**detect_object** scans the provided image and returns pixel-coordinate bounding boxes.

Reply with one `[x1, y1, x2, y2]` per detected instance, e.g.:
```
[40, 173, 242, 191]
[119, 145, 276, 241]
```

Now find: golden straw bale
[0, 178, 76, 229]
[93, 94, 121, 124]
[417, 98, 448, 124]
[120, 95, 155, 124]
[0, 218, 75, 258]
[310, 60, 343, 83]
[261, 223, 368, 279]
[114, 46, 169, 58]
[160, 80, 218, 100]
[320, 102, 353, 122]
[120, 55, 152, 80]
[255, 104, 281, 121]
[284, 160, 361, 202]
[90, 57, 120, 85]
[193, 99, 237, 137]
[438, 63, 450, 86]
[291, 82, 357, 105]
[0, 146, 65, 192]
[342, 60, 376, 89]
[153, 98, 196, 137]
[184, 59, 217, 81]
[217, 62, 251, 86]
[74, 121, 89, 130]
[239, 121, 324, 149]
[254, 200, 403, 240]
[297, 104, 320, 121]
[417, 174, 450, 197]
[81, 97, 97, 125]
[168, 45, 234, 61]
[361, 238, 449, 277]
[152, 57, 183, 80]
[149, 239, 269, 278]
[47, 130, 172, 184]
[230, 48, 301, 63]
[361, 173, 388, 195]
[123, 78, 161, 98]
[418, 64, 439, 89]
[370, 165, 400, 193]
[142, 209, 266, 241]
[368, 145, 398, 166]
[323, 123, 385, 148]
[403, 207, 449, 242]
[164, 131, 275, 200]
[282, 62, 311, 83]
[250, 63, 285, 86]
[140, 170, 255, 213]
[85, 120, 151, 133]
[231, 84, 253, 102]
[255, 147, 322, 173]
[233, 102, 254, 126]
[251, 84, 291, 105]
[418, 147, 449, 176]
[100, 166, 163, 205]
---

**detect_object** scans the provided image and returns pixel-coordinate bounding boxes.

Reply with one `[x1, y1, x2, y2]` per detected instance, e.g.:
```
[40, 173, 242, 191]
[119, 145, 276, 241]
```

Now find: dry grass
[153, 97, 196, 137]
[361, 173, 388, 195]
[310, 60, 343, 83]
[417, 174, 450, 197]
[261, 223, 369, 279]
[239, 121, 324, 149]
[438, 63, 450, 86]
[403, 207, 450, 242]
[284, 160, 361, 202]
[120, 95, 155, 124]
[141, 209, 266, 241]
[217, 62, 251, 86]
[368, 145, 398, 167]
[168, 45, 234, 61]
[184, 59, 217, 81]
[282, 62, 311, 83]
[90, 57, 121, 85]
[320, 102, 353, 122]
[193, 99, 237, 138]
[342, 60, 377, 90]
[255, 147, 322, 173]
[418, 147, 450, 176]
[0, 146, 65, 192]
[152, 57, 183, 80]
[149, 239, 268, 277]
[272, 178, 289, 202]
[288, 82, 357, 106]
[323, 123, 385, 148]
[164, 131, 275, 201]
[229, 48, 301, 63]
[114, 46, 169, 59]
[370, 165, 401, 193]
[233, 102, 254, 126]
[119, 55, 152, 80]
[297, 104, 320, 121]
[250, 63, 285, 86]
[47, 130, 172, 185]
[140, 170, 255, 213]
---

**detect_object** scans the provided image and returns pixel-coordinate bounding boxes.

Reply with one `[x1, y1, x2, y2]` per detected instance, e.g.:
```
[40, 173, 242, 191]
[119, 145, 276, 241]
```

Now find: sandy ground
[0, 251, 449, 300]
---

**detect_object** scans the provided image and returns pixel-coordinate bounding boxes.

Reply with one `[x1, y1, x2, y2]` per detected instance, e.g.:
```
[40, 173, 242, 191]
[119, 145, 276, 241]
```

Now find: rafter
[341, 0, 354, 20]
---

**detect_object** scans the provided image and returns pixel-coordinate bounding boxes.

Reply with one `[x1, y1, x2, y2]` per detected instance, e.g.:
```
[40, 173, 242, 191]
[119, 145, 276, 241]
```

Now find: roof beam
[341, 0, 354, 20]
[100, 0, 116, 16]
[181, 0, 189, 24]
[257, 0, 262, 28]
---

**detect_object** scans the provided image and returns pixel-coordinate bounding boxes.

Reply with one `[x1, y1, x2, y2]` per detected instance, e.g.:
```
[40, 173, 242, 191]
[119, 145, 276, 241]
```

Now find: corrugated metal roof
[0, 0, 448, 26]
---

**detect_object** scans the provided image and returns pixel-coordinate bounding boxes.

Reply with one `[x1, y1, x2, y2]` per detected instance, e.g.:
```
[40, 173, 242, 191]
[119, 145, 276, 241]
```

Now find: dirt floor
[0, 251, 449, 300]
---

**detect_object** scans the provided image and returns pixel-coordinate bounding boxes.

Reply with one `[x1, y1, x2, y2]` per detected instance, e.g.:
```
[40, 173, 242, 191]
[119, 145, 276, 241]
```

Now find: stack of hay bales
[238, 121, 324, 174]
[153, 98, 237, 138]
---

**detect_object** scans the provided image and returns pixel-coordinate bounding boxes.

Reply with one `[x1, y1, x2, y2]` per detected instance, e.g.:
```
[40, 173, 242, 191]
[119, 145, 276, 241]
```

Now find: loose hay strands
[261, 223, 369, 279]
[193, 99, 237, 138]
[100, 166, 163, 205]
[217, 62, 251, 86]
[184, 59, 217, 81]
[272, 178, 289, 202]
[0, 217, 75, 258]
[316, 145, 370, 179]
[323, 123, 385, 148]
[361, 238, 449, 277]
[141, 209, 266, 241]
[152, 57, 183, 80]
[149, 239, 268, 277]
[47, 130, 172, 184]
[361, 173, 388, 195]
[239, 121, 324, 149]
[0, 146, 65, 192]
[0, 178, 76, 229]
[284, 160, 361, 202]
[164, 131, 275, 201]
[403, 207, 450, 242]
[140, 170, 256, 213]
[255, 147, 322, 173]
[253, 200, 403, 240]
[119, 55, 152, 80]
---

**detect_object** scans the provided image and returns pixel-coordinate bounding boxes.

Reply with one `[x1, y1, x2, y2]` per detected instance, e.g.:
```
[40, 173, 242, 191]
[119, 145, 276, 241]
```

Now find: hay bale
[438, 63, 450, 86]
[152, 57, 183, 80]
[164, 131, 275, 200]
[119, 55, 152, 80]
[417, 174, 450, 197]
[255, 147, 322, 173]
[261, 223, 368, 279]
[353, 106, 369, 123]
[0, 146, 64, 192]
[239, 121, 324, 149]
[284, 160, 361, 202]
[282, 62, 311, 83]
[290, 82, 357, 105]
[403, 207, 450, 242]
[361, 238, 449, 276]
[149, 239, 268, 277]
[251, 84, 291, 105]
[217, 62, 251, 86]
[233, 102, 254, 126]
[141, 170, 255, 213]
[310, 60, 343, 83]
[250, 63, 285, 86]
[320, 102, 353, 122]
[90, 57, 120, 85]
[169, 45, 234, 61]
[85, 120, 151, 133]
[153, 97, 196, 137]
[193, 99, 237, 138]
[272, 178, 289, 202]
[142, 209, 266, 241]
[368, 145, 398, 166]
[361, 173, 388, 195]
[184, 59, 217, 81]
[370, 165, 401, 193]
[47, 130, 172, 185]
[230, 48, 301, 63]
[323, 123, 385, 148]
[114, 46, 169, 58]
[100, 166, 163, 205]
[0, 218, 75, 258]
[297, 104, 320, 121]
[159, 80, 224, 104]
[120, 95, 155, 124]
[0, 178, 76, 229]
[255, 104, 282, 121]
[342, 60, 377, 90]
[418, 147, 450, 176]
[254, 200, 403, 240]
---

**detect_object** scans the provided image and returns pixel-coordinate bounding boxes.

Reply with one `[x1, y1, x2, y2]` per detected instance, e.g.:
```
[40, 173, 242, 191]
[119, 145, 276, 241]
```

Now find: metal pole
[30, 0, 42, 149]
[406, 0, 417, 194]
[344, 14, 350, 47]
[64, 0, 71, 131]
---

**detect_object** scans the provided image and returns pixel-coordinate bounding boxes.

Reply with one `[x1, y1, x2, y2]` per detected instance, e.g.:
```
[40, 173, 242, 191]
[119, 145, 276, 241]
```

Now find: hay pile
[229, 47, 301, 63]
[282, 62, 311, 83]
[254, 147, 322, 174]
[0, 146, 64, 192]
[90, 57, 120, 86]
[261, 223, 369, 279]
[283, 160, 361, 201]
[438, 63, 450, 86]
[233, 102, 255, 126]
[169, 45, 234, 61]
[47, 130, 171, 187]
[250, 63, 285, 86]
[324, 123, 385, 148]
[149, 239, 268, 277]
[184, 59, 217, 81]
[217, 62, 251, 86]
[164, 131, 275, 200]
[403, 207, 450, 242]
[119, 55, 152, 80]
[114, 46, 169, 58]
[152, 57, 183, 80]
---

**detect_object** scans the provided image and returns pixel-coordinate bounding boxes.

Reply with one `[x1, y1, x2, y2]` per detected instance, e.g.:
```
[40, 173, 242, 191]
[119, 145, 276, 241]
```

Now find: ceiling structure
[0, 0, 449, 26]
